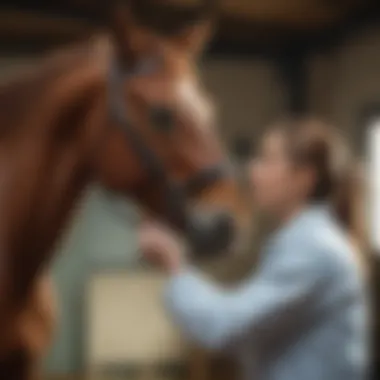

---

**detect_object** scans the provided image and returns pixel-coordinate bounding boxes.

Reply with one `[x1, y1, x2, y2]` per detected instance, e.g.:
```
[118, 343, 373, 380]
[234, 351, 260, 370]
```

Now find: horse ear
[172, 0, 218, 57]
[109, 1, 150, 65]
[172, 18, 214, 58]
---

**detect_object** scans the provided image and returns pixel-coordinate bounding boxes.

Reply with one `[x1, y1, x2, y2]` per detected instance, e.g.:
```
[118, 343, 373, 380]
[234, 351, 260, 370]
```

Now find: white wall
[46, 188, 140, 374]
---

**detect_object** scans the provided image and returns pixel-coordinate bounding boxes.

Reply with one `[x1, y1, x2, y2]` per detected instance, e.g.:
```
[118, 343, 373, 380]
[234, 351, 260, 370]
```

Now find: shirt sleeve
[164, 237, 330, 350]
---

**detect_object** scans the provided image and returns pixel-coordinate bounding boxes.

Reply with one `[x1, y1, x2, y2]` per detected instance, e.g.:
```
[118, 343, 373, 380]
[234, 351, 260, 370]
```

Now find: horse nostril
[187, 211, 236, 258]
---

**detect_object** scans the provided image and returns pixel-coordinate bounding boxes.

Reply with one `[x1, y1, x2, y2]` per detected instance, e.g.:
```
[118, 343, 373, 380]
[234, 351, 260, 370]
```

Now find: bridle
[107, 56, 234, 254]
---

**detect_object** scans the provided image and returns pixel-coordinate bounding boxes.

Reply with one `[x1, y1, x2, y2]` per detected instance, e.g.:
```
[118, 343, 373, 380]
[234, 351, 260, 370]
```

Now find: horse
[0, 2, 250, 379]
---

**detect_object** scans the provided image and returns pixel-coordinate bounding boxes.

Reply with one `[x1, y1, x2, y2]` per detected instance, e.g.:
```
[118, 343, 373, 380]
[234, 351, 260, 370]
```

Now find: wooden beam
[162, 0, 357, 28]
[0, 0, 377, 56]
[0, 9, 94, 38]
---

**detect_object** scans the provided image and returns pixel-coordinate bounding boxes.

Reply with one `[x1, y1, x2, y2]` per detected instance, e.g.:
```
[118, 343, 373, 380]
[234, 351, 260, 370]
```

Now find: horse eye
[150, 107, 174, 133]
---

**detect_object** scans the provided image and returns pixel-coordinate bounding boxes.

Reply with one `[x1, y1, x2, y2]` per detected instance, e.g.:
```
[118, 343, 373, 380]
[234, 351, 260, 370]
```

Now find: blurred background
[1, 0, 380, 379]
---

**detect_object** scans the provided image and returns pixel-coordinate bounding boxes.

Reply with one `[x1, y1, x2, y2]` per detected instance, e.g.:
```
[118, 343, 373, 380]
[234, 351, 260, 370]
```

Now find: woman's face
[249, 130, 310, 217]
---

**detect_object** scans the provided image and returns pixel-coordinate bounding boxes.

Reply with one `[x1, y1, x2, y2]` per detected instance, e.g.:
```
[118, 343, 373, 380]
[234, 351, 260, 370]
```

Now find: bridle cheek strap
[107, 57, 231, 228]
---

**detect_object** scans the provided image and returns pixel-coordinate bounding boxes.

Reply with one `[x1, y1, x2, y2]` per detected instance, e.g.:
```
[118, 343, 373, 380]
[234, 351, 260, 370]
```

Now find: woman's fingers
[138, 219, 184, 273]
[138, 221, 169, 263]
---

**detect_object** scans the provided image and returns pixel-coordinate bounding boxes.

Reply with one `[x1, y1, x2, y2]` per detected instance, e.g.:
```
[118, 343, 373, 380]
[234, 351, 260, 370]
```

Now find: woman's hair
[273, 117, 365, 245]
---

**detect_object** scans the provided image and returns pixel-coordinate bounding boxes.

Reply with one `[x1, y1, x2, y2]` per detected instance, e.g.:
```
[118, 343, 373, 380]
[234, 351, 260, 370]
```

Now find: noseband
[108, 57, 233, 252]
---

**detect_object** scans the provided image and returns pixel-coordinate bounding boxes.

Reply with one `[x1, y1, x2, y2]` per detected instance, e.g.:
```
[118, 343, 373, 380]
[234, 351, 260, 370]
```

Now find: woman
[139, 118, 369, 380]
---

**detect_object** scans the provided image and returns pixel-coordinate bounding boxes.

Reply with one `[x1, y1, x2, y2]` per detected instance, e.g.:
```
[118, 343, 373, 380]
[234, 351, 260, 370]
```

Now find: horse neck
[0, 40, 109, 307]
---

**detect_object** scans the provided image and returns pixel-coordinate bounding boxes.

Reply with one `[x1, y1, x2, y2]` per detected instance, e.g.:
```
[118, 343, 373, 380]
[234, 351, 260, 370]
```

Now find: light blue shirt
[164, 205, 370, 380]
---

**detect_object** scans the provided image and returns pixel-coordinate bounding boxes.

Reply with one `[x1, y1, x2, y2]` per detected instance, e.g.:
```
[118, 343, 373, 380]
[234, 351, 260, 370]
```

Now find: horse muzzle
[185, 207, 237, 259]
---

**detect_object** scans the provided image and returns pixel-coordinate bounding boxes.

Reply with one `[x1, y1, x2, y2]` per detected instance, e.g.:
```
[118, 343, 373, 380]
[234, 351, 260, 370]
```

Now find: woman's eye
[150, 107, 174, 133]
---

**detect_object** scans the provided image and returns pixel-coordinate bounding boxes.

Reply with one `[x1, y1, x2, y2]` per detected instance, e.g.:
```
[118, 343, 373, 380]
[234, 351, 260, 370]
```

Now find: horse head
[94, 1, 251, 258]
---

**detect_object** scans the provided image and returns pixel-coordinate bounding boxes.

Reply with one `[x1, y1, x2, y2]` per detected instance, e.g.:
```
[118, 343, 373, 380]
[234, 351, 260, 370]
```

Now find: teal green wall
[45, 186, 140, 374]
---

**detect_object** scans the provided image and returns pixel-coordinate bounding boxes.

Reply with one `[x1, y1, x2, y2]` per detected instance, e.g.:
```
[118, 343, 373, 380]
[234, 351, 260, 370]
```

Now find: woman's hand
[138, 220, 186, 274]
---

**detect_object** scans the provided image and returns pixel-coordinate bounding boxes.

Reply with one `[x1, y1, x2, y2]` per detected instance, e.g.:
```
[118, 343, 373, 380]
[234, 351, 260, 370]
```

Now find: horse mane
[0, 36, 109, 137]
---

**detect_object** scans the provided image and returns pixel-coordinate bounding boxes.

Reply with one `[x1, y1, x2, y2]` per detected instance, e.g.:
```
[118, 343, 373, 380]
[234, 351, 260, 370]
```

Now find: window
[367, 117, 380, 251]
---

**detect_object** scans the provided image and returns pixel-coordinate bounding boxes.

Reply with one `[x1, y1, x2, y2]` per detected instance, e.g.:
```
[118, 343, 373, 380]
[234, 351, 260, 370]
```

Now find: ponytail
[333, 164, 368, 266]
[332, 164, 364, 241]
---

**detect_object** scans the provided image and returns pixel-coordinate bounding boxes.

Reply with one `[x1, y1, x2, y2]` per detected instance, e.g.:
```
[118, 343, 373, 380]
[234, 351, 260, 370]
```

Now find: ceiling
[166, 0, 367, 29]
[0, 0, 378, 52]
